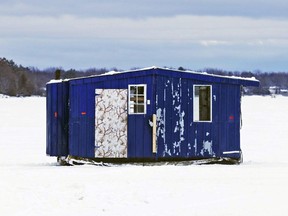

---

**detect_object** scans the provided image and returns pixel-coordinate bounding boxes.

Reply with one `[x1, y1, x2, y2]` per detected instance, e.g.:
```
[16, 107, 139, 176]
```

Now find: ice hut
[46, 67, 259, 164]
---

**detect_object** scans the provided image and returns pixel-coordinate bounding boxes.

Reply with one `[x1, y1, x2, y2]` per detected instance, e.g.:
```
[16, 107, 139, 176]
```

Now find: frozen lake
[0, 95, 287, 215]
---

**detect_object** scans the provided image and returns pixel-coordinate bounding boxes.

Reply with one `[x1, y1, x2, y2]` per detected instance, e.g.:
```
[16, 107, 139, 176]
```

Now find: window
[128, 84, 146, 114]
[193, 85, 212, 122]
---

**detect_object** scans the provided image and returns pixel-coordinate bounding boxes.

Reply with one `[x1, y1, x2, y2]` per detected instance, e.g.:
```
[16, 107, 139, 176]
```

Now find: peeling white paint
[213, 95, 216, 101]
[173, 110, 185, 155]
[156, 108, 166, 144]
[171, 80, 182, 106]
[164, 144, 171, 156]
[155, 94, 158, 107]
[179, 78, 182, 98]
[157, 107, 171, 156]
[174, 105, 181, 112]
[156, 94, 158, 106]
[179, 111, 185, 136]
[206, 132, 210, 136]
[174, 121, 179, 133]
[159, 79, 189, 157]
[200, 140, 215, 156]
[169, 80, 186, 156]
[173, 142, 180, 155]
[148, 119, 153, 127]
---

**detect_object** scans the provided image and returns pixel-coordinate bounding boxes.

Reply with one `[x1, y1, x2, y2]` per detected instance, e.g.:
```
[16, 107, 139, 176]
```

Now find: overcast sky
[1, 0, 288, 71]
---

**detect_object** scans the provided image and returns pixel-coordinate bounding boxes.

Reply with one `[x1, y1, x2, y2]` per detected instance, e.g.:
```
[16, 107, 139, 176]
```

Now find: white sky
[1, 0, 288, 71]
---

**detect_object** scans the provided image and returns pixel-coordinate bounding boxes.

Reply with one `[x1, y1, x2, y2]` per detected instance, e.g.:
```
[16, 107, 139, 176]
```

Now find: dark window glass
[129, 85, 146, 114]
[194, 86, 211, 121]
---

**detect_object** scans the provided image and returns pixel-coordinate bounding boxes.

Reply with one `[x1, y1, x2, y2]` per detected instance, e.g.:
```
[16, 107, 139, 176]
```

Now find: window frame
[193, 85, 212, 122]
[128, 84, 147, 115]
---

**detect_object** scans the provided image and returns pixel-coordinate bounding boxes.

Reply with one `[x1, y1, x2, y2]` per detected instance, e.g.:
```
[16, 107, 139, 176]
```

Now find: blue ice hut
[46, 67, 259, 164]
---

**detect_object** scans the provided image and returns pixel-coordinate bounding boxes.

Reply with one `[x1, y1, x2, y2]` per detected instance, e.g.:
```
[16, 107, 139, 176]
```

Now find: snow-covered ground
[0, 95, 287, 216]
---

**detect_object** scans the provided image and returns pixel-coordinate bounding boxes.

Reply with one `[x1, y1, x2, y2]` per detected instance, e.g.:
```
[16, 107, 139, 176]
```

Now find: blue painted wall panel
[154, 71, 243, 160]
[155, 75, 193, 158]
[216, 84, 241, 158]
[69, 83, 95, 158]
[46, 81, 69, 156]
[68, 73, 155, 159]
[47, 68, 256, 160]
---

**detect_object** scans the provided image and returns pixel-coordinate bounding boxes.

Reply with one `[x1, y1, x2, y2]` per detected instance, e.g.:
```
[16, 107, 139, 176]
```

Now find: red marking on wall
[54, 112, 58, 118]
[81, 112, 87, 115]
[229, 115, 234, 121]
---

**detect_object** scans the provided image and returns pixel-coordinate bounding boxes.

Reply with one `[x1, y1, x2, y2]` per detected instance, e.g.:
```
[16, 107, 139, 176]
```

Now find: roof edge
[47, 66, 260, 87]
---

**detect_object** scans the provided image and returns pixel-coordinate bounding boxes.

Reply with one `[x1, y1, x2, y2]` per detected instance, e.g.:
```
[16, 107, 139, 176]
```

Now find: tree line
[0, 58, 109, 96]
[0, 57, 287, 96]
[195, 68, 288, 95]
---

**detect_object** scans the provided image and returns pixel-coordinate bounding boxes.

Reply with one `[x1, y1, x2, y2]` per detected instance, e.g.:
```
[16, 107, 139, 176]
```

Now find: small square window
[128, 85, 146, 114]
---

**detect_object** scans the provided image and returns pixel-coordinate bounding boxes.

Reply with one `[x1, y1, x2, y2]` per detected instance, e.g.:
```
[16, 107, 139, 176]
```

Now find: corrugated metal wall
[155, 72, 242, 159]
[69, 81, 95, 158]
[68, 72, 155, 159]
[46, 68, 251, 160]
[217, 84, 241, 158]
[46, 81, 69, 156]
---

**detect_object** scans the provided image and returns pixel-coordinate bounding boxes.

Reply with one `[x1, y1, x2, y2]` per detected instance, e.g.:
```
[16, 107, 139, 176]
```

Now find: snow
[0, 95, 288, 215]
[102, 70, 121, 75]
[63, 66, 258, 84]
[46, 79, 63, 84]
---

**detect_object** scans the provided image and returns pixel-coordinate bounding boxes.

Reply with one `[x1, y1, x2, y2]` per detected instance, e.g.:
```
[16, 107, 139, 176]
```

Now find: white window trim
[128, 84, 147, 115]
[193, 85, 212, 122]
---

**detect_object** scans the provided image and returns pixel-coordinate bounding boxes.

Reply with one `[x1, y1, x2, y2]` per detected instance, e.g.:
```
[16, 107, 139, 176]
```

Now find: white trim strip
[223, 151, 241, 154]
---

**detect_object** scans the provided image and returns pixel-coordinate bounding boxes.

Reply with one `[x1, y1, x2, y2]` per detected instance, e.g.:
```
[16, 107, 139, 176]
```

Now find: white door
[95, 89, 128, 158]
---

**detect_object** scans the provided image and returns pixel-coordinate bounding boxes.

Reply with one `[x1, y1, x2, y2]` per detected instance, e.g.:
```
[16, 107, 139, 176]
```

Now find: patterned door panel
[95, 89, 128, 158]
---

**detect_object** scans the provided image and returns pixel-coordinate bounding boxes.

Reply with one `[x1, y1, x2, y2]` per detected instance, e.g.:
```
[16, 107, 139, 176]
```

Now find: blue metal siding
[69, 82, 95, 158]
[155, 75, 193, 158]
[46, 81, 69, 156]
[155, 72, 242, 160]
[68, 73, 155, 159]
[46, 67, 256, 160]
[154, 68, 259, 87]
[217, 84, 241, 158]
